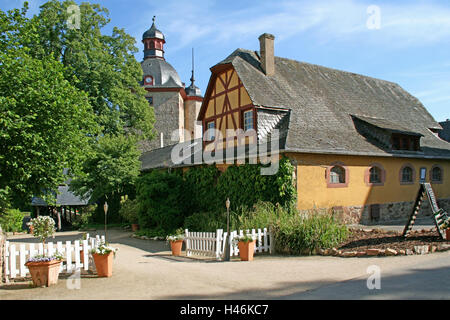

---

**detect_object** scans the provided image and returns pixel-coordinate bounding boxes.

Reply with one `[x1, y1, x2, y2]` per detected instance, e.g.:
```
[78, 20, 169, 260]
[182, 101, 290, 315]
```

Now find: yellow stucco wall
[286, 152, 450, 210]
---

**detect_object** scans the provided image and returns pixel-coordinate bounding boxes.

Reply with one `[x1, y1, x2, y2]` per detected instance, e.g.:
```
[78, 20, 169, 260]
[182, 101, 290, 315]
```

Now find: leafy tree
[0, 1, 156, 212]
[69, 134, 141, 205]
[0, 47, 99, 211]
[27, 0, 155, 139]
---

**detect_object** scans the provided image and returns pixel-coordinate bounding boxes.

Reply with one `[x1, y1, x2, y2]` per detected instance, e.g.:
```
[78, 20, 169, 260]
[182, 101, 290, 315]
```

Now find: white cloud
[131, 0, 450, 53]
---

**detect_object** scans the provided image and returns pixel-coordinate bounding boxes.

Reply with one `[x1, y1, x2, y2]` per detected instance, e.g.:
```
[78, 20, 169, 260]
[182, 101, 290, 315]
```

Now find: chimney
[258, 33, 275, 76]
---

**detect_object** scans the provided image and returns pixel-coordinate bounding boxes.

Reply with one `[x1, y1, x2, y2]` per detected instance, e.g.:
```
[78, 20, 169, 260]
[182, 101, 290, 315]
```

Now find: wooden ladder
[402, 183, 447, 239]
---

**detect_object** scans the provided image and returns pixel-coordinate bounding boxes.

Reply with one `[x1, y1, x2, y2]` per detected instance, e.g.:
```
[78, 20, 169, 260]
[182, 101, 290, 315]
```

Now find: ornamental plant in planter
[166, 231, 184, 256]
[236, 234, 257, 261]
[119, 196, 140, 232]
[90, 241, 118, 277]
[25, 216, 62, 287]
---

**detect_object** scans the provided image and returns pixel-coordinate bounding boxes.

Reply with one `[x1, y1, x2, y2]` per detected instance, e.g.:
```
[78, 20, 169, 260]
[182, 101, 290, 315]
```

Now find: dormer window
[391, 133, 420, 151]
[144, 75, 153, 85]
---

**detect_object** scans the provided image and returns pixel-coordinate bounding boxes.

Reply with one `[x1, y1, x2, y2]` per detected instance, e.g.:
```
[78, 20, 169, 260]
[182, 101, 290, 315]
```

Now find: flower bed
[319, 228, 450, 257]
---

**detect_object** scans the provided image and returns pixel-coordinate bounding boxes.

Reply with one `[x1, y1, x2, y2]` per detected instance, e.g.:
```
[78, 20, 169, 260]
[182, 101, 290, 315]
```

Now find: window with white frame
[243, 110, 254, 131]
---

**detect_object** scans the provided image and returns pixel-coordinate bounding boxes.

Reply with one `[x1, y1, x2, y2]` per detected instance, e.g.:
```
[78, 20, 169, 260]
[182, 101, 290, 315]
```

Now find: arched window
[365, 164, 385, 186]
[431, 165, 443, 183]
[330, 166, 345, 184]
[369, 167, 381, 183]
[326, 162, 348, 188]
[400, 164, 415, 184]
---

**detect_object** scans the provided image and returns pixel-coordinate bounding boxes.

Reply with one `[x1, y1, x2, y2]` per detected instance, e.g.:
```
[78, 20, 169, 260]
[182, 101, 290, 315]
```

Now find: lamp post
[103, 201, 108, 241]
[224, 198, 231, 261]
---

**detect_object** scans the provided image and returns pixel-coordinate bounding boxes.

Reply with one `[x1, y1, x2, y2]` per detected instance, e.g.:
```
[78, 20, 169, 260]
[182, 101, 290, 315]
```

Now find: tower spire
[190, 48, 195, 85]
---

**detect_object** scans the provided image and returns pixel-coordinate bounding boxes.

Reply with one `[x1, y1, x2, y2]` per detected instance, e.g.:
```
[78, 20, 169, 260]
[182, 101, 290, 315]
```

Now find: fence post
[0, 226, 5, 284]
[269, 226, 274, 254]
[184, 229, 190, 257]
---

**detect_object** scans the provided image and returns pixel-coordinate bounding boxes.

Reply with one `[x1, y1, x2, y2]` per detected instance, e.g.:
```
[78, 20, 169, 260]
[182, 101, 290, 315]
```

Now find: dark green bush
[0, 208, 25, 232]
[71, 205, 97, 230]
[119, 196, 139, 224]
[184, 211, 228, 232]
[136, 170, 186, 233]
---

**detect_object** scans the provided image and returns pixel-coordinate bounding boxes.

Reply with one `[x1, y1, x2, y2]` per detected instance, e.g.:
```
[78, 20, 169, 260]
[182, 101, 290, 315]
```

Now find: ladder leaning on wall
[402, 183, 449, 239]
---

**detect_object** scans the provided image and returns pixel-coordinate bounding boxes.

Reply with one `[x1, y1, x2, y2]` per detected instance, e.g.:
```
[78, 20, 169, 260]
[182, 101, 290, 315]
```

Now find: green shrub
[119, 196, 139, 224]
[184, 211, 228, 232]
[136, 170, 186, 233]
[273, 210, 349, 255]
[135, 227, 168, 238]
[71, 205, 96, 230]
[0, 208, 25, 232]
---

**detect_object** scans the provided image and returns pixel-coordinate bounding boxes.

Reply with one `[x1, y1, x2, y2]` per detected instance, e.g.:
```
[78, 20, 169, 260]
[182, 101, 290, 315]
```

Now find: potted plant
[25, 216, 62, 287]
[166, 230, 184, 256]
[119, 196, 140, 232]
[236, 233, 257, 261]
[90, 241, 118, 277]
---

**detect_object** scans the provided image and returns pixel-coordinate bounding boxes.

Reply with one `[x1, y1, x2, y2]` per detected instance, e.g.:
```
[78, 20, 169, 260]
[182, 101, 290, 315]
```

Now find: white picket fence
[4, 234, 104, 280]
[184, 228, 272, 259]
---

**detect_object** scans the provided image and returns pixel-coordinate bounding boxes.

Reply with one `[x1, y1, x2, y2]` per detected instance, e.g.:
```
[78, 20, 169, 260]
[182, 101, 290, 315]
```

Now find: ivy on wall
[136, 156, 297, 233]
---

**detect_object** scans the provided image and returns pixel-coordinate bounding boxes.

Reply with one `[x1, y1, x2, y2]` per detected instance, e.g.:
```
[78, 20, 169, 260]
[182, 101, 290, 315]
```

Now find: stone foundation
[331, 198, 450, 225]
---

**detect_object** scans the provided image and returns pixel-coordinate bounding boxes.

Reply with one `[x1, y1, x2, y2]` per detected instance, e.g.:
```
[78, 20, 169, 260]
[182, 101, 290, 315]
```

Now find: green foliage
[136, 170, 186, 234]
[134, 227, 167, 238]
[184, 211, 228, 232]
[26, 0, 155, 139]
[70, 134, 141, 203]
[71, 205, 97, 230]
[0, 208, 25, 232]
[183, 166, 221, 213]
[272, 210, 349, 255]
[215, 157, 296, 211]
[0, 1, 155, 213]
[0, 48, 98, 209]
[119, 196, 139, 224]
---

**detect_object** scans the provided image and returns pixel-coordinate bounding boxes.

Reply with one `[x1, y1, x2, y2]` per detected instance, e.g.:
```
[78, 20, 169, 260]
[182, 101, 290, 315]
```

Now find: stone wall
[331, 198, 450, 225]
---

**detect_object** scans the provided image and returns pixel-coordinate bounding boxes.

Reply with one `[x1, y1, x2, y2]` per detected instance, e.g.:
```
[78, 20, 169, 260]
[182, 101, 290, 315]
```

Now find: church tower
[140, 17, 203, 151]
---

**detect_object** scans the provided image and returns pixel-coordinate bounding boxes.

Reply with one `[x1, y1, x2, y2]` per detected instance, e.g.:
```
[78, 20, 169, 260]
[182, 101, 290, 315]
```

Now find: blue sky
[3, 0, 450, 122]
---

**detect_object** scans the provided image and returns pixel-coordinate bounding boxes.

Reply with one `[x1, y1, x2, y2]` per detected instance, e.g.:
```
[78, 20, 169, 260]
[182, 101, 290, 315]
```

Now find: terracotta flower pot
[131, 224, 140, 232]
[446, 228, 450, 240]
[92, 252, 114, 277]
[170, 240, 183, 256]
[80, 250, 85, 264]
[25, 259, 61, 287]
[238, 240, 256, 261]
[29, 226, 34, 234]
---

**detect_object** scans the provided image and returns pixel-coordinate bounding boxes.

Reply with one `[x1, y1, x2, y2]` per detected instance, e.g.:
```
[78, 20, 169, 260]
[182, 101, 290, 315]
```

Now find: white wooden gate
[184, 228, 272, 259]
[4, 234, 104, 280]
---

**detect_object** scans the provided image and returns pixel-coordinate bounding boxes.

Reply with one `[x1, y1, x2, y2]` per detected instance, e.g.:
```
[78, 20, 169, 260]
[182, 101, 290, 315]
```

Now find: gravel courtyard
[1, 229, 450, 300]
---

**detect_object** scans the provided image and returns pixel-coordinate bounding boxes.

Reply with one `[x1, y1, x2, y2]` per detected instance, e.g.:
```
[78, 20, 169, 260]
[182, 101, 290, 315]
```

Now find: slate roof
[141, 58, 183, 87]
[439, 120, 450, 143]
[213, 49, 450, 159]
[31, 186, 90, 206]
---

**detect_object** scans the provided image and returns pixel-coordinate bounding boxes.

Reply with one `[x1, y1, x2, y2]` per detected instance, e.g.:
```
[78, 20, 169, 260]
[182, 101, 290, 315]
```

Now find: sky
[2, 0, 450, 122]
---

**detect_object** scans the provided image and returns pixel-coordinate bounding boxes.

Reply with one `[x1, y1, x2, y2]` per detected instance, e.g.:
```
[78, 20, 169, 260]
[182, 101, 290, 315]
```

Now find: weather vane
[152, 16, 156, 24]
